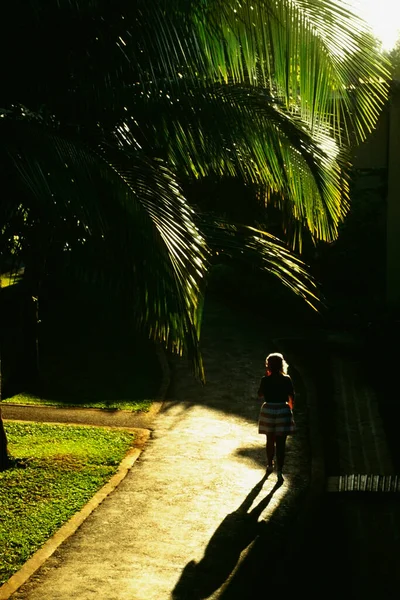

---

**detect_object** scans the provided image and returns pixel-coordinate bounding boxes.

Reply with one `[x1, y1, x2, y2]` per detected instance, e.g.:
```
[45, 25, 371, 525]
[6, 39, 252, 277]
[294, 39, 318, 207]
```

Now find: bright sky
[349, 0, 400, 50]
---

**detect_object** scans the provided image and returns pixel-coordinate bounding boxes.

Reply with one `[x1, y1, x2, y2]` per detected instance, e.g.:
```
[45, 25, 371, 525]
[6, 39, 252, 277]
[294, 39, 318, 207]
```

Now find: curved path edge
[0, 345, 171, 600]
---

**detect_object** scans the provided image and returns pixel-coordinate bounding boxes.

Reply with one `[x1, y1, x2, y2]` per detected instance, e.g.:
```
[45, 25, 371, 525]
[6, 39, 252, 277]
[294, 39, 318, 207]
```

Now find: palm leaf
[190, 0, 390, 141]
[110, 83, 349, 249]
[0, 114, 209, 379]
[2, 1, 389, 144]
[199, 215, 321, 310]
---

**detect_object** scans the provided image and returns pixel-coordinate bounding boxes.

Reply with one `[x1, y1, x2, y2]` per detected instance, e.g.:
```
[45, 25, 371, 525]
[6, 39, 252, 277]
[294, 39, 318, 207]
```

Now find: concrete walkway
[1, 400, 164, 432]
[3, 298, 397, 599]
[1, 300, 315, 600]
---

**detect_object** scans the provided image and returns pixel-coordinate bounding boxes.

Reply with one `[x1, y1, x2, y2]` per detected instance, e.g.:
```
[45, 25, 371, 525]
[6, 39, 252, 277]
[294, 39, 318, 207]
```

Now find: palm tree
[0, 0, 390, 467]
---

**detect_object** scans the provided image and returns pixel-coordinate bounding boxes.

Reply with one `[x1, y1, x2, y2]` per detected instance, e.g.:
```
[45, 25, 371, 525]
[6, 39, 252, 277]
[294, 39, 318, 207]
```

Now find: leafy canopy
[0, 1, 390, 379]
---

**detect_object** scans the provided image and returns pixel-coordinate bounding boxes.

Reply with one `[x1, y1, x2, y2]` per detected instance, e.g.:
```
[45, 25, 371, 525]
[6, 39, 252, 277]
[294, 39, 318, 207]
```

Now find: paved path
[2, 300, 312, 600]
[1, 401, 163, 431]
[2, 298, 399, 599]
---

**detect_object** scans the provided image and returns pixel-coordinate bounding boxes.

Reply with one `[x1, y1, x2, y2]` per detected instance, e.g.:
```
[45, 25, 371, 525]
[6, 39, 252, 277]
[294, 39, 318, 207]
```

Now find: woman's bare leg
[266, 434, 275, 468]
[276, 435, 287, 472]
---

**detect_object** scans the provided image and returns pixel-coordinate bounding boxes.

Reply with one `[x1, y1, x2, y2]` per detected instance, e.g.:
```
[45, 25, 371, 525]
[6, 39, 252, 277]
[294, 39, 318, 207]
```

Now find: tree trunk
[19, 291, 40, 386]
[0, 282, 9, 470]
[0, 408, 9, 471]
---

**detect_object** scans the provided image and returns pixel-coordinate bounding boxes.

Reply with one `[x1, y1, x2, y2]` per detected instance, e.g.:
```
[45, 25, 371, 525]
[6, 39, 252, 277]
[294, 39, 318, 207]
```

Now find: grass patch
[2, 393, 153, 412]
[0, 421, 136, 585]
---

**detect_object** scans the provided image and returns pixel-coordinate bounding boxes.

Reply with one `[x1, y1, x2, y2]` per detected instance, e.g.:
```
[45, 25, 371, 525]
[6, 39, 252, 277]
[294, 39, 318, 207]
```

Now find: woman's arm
[257, 377, 265, 400]
[287, 376, 295, 409]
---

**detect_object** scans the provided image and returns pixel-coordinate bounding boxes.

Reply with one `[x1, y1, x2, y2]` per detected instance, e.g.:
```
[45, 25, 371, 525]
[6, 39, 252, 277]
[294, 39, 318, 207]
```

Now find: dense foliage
[0, 1, 390, 380]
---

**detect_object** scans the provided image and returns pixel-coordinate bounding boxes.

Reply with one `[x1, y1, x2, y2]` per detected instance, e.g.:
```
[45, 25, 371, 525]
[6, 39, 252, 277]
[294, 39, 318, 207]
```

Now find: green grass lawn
[0, 421, 136, 586]
[2, 392, 153, 412]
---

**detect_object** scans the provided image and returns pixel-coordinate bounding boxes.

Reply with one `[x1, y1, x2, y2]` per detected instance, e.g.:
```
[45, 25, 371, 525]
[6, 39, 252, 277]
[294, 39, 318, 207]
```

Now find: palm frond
[97, 147, 210, 379]
[111, 83, 350, 248]
[191, 0, 390, 141]
[199, 215, 321, 311]
[1, 1, 389, 144]
[0, 1, 390, 380]
[0, 114, 209, 379]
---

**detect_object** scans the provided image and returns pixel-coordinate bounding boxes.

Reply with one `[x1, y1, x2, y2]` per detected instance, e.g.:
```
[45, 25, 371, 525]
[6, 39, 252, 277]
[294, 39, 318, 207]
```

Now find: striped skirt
[258, 402, 296, 435]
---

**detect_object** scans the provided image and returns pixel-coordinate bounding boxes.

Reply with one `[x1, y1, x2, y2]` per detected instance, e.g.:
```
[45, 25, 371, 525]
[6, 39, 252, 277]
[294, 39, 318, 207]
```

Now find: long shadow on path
[172, 474, 283, 600]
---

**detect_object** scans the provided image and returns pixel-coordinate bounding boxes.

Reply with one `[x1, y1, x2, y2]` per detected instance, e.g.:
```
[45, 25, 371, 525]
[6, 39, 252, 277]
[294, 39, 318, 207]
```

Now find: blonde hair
[266, 352, 288, 375]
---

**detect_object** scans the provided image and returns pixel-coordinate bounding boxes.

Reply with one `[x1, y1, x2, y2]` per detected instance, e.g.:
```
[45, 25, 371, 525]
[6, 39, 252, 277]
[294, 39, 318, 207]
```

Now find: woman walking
[257, 352, 295, 482]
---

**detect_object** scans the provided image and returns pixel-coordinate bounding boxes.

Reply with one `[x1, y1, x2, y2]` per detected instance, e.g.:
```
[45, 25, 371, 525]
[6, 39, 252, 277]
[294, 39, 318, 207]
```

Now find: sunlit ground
[151, 401, 306, 598]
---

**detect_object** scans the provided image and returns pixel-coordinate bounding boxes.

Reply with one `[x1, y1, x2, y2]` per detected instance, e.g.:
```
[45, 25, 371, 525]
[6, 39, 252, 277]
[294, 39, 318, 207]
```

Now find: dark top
[258, 373, 294, 404]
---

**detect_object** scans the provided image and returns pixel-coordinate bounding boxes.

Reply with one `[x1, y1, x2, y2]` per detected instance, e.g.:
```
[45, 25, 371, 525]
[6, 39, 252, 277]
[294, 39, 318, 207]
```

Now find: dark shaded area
[172, 475, 281, 600]
[314, 167, 388, 327]
[360, 320, 400, 471]
[293, 493, 400, 598]
[187, 166, 399, 597]
[205, 166, 387, 328]
[0, 409, 9, 471]
[1, 276, 161, 406]
[172, 464, 316, 599]
[203, 164, 400, 473]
